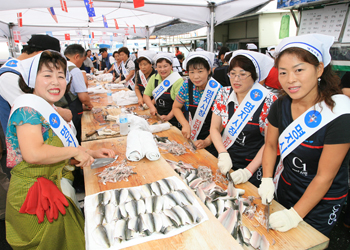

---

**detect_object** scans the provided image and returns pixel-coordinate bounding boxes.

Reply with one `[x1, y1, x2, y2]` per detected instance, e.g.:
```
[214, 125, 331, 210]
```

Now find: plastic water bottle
[107, 85, 113, 104]
[119, 108, 129, 135]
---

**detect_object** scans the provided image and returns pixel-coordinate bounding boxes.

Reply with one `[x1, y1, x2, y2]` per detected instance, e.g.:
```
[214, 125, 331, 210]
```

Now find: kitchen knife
[156, 113, 165, 123]
[188, 137, 197, 150]
[86, 126, 107, 137]
[265, 199, 271, 232]
[69, 156, 118, 169]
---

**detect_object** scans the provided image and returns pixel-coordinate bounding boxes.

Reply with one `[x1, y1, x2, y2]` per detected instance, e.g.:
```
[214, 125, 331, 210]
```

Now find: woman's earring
[318, 78, 321, 86]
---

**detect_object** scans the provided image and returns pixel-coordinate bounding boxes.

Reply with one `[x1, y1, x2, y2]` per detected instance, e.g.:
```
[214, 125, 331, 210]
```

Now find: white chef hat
[246, 43, 258, 50]
[228, 50, 274, 82]
[266, 46, 276, 58]
[153, 52, 174, 65]
[275, 34, 334, 67]
[182, 51, 215, 70]
[195, 48, 204, 52]
[138, 50, 157, 64]
[18, 50, 70, 88]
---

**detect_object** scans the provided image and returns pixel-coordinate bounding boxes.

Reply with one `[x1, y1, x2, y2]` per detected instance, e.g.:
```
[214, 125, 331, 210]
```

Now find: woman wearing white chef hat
[259, 34, 350, 236]
[143, 52, 184, 128]
[173, 51, 221, 156]
[5, 50, 115, 249]
[134, 50, 157, 106]
[211, 50, 277, 187]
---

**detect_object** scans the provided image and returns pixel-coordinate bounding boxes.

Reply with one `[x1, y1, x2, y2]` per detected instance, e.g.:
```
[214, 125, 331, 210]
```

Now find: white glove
[143, 103, 149, 110]
[269, 207, 303, 232]
[217, 152, 232, 175]
[230, 168, 252, 184]
[114, 78, 120, 83]
[258, 177, 275, 205]
[120, 80, 126, 85]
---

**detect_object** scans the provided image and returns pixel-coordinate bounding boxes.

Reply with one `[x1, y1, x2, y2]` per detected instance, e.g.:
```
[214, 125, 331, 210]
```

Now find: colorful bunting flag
[84, 0, 96, 23]
[47, 7, 58, 23]
[65, 33, 70, 40]
[92, 32, 95, 38]
[13, 30, 21, 43]
[133, 0, 144, 8]
[114, 19, 119, 29]
[17, 13, 22, 27]
[113, 33, 118, 37]
[46, 31, 53, 37]
[124, 28, 129, 36]
[102, 32, 107, 35]
[102, 15, 108, 28]
[133, 25, 136, 33]
[60, 0, 68, 12]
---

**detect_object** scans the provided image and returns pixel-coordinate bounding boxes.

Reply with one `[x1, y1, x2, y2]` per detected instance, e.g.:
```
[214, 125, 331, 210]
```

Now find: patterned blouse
[6, 107, 54, 168]
[176, 79, 222, 110]
[212, 86, 277, 136]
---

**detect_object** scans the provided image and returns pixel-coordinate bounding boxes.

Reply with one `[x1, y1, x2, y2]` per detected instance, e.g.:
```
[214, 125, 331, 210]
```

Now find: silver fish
[175, 190, 192, 206]
[159, 212, 173, 234]
[118, 202, 128, 218]
[125, 200, 138, 218]
[218, 208, 238, 234]
[141, 183, 153, 198]
[172, 205, 192, 225]
[151, 182, 162, 196]
[196, 187, 207, 203]
[163, 194, 177, 210]
[250, 231, 261, 249]
[205, 199, 217, 217]
[216, 199, 225, 217]
[182, 205, 202, 223]
[137, 199, 146, 215]
[114, 219, 127, 241]
[119, 188, 129, 205]
[105, 221, 116, 246]
[105, 203, 116, 223]
[128, 216, 139, 232]
[93, 224, 110, 248]
[103, 190, 112, 205]
[152, 212, 163, 233]
[129, 187, 142, 201]
[189, 177, 204, 189]
[178, 189, 195, 205]
[163, 208, 181, 228]
[260, 234, 269, 250]
[153, 195, 164, 213]
[240, 225, 251, 245]
[158, 179, 171, 194]
[95, 204, 106, 225]
[145, 196, 153, 213]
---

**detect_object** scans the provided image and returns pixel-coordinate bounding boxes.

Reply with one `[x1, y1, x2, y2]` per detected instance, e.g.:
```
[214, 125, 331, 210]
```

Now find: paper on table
[113, 90, 138, 106]
[84, 176, 209, 250]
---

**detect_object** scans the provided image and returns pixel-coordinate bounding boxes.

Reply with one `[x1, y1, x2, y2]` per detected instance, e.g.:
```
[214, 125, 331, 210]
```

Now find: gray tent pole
[146, 26, 149, 50]
[8, 23, 16, 58]
[206, 26, 210, 51]
[209, 3, 215, 52]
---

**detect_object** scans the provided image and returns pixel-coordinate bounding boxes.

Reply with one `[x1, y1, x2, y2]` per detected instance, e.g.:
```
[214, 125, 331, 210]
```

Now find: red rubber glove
[37, 177, 69, 221]
[19, 181, 45, 223]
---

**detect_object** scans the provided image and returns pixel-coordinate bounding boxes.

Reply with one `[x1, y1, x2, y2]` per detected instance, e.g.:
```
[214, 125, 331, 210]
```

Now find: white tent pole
[8, 23, 16, 58]
[209, 3, 215, 52]
[146, 26, 149, 50]
[206, 25, 210, 51]
[123, 36, 127, 47]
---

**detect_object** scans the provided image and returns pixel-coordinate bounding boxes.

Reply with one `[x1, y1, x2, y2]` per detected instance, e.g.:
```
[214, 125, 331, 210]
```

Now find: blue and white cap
[17, 51, 70, 88]
[138, 50, 157, 64]
[275, 34, 334, 67]
[153, 52, 173, 65]
[228, 50, 274, 82]
[182, 51, 215, 70]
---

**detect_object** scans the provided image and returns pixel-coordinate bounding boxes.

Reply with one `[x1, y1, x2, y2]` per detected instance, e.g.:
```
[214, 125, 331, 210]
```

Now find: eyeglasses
[227, 72, 251, 80]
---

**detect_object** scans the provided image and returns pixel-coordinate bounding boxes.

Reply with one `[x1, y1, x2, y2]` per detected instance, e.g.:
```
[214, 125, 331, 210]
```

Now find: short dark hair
[117, 47, 130, 57]
[64, 44, 85, 58]
[275, 47, 341, 109]
[86, 49, 91, 53]
[112, 51, 119, 57]
[19, 50, 69, 94]
[186, 57, 210, 72]
[156, 58, 172, 65]
[99, 48, 107, 54]
[218, 46, 230, 59]
[176, 54, 184, 60]
[228, 55, 257, 82]
[175, 47, 179, 50]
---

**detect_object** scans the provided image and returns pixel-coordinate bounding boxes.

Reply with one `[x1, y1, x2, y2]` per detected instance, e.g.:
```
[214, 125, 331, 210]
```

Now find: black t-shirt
[213, 65, 230, 87]
[341, 72, 350, 89]
[268, 97, 350, 145]
[268, 96, 350, 197]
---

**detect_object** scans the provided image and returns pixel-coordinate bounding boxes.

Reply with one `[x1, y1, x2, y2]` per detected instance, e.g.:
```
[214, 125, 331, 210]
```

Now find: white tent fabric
[0, 0, 271, 52]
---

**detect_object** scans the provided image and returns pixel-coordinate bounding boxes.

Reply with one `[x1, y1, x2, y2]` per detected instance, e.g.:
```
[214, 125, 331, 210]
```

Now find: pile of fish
[165, 159, 270, 250]
[155, 140, 187, 156]
[96, 160, 136, 185]
[89, 177, 205, 248]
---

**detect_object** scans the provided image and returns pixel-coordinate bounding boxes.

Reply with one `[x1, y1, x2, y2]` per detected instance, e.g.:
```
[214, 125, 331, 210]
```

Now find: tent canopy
[0, 0, 271, 43]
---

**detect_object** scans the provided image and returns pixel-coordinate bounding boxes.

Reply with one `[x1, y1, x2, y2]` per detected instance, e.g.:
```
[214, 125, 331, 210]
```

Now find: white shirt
[0, 73, 23, 106]
[68, 61, 87, 96]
